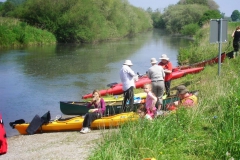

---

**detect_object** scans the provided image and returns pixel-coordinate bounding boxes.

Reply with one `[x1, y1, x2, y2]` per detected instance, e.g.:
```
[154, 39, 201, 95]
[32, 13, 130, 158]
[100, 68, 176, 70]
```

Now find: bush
[0, 17, 56, 47]
[181, 23, 200, 36]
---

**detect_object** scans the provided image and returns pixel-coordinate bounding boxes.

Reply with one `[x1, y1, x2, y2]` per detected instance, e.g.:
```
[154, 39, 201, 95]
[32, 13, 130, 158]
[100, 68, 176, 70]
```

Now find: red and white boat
[82, 67, 204, 99]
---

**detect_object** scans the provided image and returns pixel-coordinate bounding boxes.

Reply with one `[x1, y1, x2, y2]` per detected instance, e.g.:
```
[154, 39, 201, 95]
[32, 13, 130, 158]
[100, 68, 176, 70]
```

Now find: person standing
[120, 60, 138, 112]
[80, 90, 106, 134]
[232, 26, 240, 57]
[158, 54, 173, 97]
[147, 58, 165, 111]
[143, 83, 157, 118]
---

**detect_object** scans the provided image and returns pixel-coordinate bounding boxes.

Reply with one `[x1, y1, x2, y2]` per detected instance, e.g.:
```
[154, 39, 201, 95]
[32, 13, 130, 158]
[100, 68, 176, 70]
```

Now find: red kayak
[173, 52, 226, 71]
[82, 67, 204, 99]
[0, 113, 7, 155]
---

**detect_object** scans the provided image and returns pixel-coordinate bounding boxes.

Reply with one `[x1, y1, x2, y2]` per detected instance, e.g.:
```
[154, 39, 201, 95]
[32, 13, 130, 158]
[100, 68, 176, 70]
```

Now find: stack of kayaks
[82, 67, 204, 99]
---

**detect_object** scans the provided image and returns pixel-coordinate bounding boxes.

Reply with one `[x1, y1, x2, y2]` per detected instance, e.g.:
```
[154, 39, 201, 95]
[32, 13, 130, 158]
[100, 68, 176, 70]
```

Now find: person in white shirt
[119, 60, 137, 112]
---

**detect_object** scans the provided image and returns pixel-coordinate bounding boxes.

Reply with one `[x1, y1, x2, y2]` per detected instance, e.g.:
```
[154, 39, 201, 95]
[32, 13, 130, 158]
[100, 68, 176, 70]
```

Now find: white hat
[123, 60, 133, 66]
[150, 58, 158, 64]
[159, 54, 169, 61]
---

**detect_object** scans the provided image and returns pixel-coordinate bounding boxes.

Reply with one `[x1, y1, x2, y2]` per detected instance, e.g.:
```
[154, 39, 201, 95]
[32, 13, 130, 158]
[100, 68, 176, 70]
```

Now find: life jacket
[181, 94, 198, 106]
[167, 94, 197, 111]
[0, 113, 7, 155]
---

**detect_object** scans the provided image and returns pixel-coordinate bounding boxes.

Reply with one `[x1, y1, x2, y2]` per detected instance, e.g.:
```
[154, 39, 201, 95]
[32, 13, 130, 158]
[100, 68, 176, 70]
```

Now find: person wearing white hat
[158, 54, 173, 97]
[120, 60, 137, 112]
[147, 58, 165, 111]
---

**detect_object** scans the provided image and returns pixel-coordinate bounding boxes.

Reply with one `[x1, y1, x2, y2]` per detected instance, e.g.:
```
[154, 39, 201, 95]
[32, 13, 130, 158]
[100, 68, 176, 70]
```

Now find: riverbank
[1, 130, 113, 160]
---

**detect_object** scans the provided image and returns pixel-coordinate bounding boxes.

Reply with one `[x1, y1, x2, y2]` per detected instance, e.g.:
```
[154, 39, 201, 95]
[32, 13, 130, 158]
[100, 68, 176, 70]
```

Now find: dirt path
[0, 130, 109, 160]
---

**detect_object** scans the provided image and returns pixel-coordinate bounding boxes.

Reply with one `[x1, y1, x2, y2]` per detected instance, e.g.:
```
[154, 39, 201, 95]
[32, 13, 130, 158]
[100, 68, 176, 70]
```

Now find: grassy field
[88, 22, 240, 160]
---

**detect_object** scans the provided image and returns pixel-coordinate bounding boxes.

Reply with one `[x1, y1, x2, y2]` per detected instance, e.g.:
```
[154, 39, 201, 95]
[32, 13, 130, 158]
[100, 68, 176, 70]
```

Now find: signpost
[209, 19, 228, 75]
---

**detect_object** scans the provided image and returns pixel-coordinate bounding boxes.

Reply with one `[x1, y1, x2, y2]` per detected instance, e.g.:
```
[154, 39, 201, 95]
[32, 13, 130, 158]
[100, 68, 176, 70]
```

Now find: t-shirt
[119, 65, 136, 91]
[158, 61, 173, 81]
[233, 30, 240, 42]
[147, 64, 165, 81]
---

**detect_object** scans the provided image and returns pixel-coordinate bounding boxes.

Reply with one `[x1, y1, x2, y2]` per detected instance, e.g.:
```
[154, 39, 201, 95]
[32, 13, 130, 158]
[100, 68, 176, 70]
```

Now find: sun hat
[123, 60, 133, 66]
[176, 85, 188, 95]
[150, 58, 158, 64]
[159, 54, 169, 61]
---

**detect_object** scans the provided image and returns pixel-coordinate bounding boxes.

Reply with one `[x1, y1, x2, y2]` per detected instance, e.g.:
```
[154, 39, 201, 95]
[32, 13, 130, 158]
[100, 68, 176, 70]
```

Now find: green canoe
[60, 96, 179, 115]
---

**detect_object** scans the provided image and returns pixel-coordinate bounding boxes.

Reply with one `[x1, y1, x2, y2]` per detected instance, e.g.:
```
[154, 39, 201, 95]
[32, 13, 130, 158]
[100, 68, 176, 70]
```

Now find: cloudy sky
[128, 0, 239, 17]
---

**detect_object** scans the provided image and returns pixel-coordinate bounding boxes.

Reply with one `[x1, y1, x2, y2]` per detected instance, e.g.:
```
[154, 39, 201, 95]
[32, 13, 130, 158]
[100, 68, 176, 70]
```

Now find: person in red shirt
[166, 85, 198, 111]
[158, 54, 173, 97]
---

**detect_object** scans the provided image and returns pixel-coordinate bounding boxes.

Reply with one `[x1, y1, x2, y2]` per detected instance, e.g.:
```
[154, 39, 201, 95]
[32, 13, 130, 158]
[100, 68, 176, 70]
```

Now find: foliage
[150, 10, 162, 28]
[198, 10, 222, 27]
[0, 17, 56, 47]
[162, 4, 208, 33]
[9, 0, 152, 43]
[179, 22, 240, 64]
[231, 10, 240, 21]
[178, 0, 219, 10]
[180, 23, 200, 36]
[0, 1, 15, 17]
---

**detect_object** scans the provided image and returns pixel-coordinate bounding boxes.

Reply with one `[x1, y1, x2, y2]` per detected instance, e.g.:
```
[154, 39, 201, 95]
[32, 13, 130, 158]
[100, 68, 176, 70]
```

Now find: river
[0, 29, 192, 137]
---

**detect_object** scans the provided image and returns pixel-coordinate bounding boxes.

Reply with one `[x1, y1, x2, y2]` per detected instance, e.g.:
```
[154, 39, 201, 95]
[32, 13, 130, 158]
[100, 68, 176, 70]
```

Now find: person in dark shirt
[232, 26, 240, 57]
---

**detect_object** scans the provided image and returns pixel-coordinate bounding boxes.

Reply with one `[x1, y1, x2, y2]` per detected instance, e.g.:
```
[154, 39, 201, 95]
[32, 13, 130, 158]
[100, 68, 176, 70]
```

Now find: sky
[0, 0, 238, 17]
[128, 0, 239, 17]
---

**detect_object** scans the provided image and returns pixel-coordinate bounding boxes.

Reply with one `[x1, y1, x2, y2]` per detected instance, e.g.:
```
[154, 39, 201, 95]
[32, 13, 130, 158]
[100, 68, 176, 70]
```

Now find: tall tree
[178, 0, 219, 10]
[231, 10, 240, 21]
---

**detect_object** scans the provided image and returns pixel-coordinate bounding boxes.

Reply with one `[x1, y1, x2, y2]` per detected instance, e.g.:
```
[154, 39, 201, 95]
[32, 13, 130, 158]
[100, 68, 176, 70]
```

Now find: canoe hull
[82, 67, 204, 99]
[60, 96, 179, 115]
[173, 52, 226, 71]
[60, 101, 142, 115]
[13, 112, 139, 135]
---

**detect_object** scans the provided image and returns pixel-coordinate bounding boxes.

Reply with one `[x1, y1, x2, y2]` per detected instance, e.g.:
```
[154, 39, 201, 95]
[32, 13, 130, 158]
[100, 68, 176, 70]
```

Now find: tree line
[147, 0, 239, 36]
[0, 0, 239, 45]
[0, 0, 152, 43]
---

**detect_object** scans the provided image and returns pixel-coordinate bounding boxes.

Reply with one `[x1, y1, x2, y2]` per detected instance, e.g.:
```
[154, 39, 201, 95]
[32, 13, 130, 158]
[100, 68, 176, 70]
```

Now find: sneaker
[80, 127, 91, 134]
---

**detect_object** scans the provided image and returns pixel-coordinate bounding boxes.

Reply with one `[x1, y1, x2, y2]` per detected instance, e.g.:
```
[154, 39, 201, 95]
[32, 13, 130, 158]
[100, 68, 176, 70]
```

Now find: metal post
[218, 19, 223, 76]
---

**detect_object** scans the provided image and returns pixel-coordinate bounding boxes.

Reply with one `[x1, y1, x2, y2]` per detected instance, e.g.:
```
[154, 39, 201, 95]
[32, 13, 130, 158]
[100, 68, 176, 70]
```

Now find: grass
[88, 22, 240, 160]
[0, 17, 56, 48]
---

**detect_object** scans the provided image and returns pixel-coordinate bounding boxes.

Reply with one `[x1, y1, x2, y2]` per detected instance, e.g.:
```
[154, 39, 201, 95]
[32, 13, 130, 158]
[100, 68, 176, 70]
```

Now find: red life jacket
[0, 113, 7, 155]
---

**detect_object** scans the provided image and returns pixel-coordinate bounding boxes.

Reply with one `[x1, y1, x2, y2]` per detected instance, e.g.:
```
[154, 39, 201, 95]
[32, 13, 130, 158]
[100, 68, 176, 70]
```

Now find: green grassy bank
[88, 23, 240, 159]
[0, 17, 56, 48]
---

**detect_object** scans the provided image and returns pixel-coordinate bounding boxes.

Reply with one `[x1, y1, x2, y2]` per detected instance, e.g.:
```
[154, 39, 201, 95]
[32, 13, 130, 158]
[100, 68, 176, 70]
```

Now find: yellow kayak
[13, 112, 139, 135]
[102, 92, 147, 102]
[102, 92, 167, 102]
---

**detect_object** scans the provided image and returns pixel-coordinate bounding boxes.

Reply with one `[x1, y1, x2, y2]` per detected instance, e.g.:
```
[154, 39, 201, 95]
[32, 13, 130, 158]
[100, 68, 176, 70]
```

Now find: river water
[0, 29, 192, 137]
